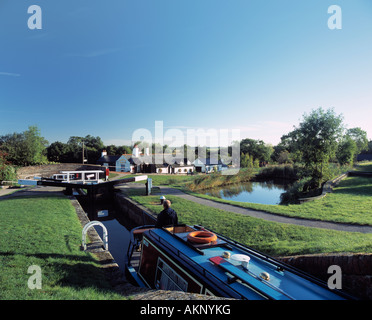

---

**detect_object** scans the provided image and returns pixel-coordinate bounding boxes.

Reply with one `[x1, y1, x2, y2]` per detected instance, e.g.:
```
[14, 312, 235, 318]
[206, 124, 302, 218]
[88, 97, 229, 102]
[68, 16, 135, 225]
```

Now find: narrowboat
[125, 224, 353, 300]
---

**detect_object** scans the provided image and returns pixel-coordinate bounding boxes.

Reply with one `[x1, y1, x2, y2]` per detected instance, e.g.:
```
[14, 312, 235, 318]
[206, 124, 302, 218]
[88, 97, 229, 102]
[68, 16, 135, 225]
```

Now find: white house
[193, 158, 227, 173]
[172, 158, 194, 174]
[116, 155, 141, 173]
[96, 150, 140, 173]
[97, 146, 196, 174]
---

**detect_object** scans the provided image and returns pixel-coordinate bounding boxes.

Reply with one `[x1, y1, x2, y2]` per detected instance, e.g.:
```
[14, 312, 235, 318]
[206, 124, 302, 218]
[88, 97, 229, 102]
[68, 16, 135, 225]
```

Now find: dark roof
[172, 163, 194, 167]
[96, 155, 121, 164]
[195, 158, 224, 165]
[357, 154, 372, 161]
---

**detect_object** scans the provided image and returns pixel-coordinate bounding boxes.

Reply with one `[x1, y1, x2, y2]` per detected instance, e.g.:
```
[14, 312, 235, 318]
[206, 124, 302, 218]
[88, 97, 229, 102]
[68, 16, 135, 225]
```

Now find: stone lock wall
[279, 253, 372, 300]
[113, 192, 157, 228]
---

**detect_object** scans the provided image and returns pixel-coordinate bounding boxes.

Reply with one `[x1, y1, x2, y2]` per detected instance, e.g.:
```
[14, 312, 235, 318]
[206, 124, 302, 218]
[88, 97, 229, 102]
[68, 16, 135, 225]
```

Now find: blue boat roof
[147, 227, 346, 300]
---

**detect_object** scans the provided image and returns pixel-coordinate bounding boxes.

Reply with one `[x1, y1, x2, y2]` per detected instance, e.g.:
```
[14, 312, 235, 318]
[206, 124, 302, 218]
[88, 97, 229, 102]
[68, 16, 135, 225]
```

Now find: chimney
[101, 150, 107, 157]
[145, 147, 150, 156]
[133, 145, 139, 157]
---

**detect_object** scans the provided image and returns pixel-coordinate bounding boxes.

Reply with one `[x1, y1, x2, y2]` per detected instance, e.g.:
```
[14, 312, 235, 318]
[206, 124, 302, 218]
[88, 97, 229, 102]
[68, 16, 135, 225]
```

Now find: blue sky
[0, 0, 371, 147]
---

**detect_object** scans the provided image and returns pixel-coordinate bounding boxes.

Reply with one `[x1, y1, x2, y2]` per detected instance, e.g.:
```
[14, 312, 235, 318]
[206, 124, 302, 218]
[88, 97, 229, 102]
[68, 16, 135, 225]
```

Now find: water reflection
[198, 180, 294, 205]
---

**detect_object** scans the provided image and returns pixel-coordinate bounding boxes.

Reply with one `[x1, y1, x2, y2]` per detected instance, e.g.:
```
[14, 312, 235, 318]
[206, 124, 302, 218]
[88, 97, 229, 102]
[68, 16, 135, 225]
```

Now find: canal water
[77, 195, 132, 272]
[76, 180, 293, 271]
[197, 180, 294, 205]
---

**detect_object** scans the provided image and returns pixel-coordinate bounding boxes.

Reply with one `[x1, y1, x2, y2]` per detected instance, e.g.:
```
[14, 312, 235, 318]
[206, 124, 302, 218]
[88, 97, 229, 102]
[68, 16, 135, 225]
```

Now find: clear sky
[1, 0, 371, 147]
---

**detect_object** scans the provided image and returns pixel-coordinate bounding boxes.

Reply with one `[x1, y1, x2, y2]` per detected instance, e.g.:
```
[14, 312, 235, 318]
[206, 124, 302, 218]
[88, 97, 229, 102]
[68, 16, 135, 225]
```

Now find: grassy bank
[114, 168, 256, 191]
[130, 194, 372, 257]
[0, 194, 124, 300]
[355, 161, 372, 172]
[185, 169, 254, 191]
[185, 159, 372, 226]
[113, 172, 194, 188]
[186, 176, 372, 226]
[124, 162, 372, 226]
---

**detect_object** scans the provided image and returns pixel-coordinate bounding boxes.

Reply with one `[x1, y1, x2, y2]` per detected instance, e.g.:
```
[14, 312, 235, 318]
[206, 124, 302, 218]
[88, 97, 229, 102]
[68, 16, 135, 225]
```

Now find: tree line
[0, 108, 371, 189]
[239, 108, 370, 189]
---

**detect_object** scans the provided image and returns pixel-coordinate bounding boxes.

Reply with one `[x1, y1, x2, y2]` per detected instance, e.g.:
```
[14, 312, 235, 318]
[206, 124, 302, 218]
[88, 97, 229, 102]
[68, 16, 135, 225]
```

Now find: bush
[279, 177, 322, 204]
[0, 151, 17, 183]
[256, 164, 300, 180]
[0, 165, 17, 183]
[186, 168, 254, 191]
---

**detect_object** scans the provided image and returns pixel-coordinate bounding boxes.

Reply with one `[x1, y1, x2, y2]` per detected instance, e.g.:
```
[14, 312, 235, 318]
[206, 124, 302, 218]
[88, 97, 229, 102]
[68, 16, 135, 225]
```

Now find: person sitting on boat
[156, 200, 178, 228]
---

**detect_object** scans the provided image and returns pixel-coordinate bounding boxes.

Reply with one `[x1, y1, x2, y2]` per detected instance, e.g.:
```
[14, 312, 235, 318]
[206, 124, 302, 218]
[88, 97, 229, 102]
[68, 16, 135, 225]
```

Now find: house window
[155, 257, 188, 292]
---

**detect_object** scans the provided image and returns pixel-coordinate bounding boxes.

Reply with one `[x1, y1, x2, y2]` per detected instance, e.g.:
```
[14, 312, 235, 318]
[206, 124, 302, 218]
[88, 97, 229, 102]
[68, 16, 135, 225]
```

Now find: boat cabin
[125, 225, 352, 300]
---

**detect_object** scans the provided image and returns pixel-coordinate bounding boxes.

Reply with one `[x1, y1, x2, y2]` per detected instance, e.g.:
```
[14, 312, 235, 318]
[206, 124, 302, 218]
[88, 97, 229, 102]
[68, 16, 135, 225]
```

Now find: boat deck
[145, 226, 347, 300]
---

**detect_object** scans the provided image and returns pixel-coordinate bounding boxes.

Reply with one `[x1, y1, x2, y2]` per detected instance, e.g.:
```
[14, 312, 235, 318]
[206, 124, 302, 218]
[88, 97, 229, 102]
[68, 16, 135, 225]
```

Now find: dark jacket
[156, 207, 178, 228]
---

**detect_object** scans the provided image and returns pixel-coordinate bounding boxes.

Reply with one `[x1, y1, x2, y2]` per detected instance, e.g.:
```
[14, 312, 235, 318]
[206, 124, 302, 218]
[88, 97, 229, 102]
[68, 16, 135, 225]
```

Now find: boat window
[155, 257, 188, 292]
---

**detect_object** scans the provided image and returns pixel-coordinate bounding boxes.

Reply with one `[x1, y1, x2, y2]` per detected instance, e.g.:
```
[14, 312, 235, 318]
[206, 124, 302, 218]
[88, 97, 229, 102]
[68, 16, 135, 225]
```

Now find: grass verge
[185, 175, 372, 226]
[0, 194, 125, 300]
[130, 194, 372, 257]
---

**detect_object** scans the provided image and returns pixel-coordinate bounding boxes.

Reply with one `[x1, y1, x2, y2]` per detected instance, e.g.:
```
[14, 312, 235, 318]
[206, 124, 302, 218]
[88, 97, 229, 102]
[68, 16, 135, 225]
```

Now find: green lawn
[354, 161, 372, 172]
[186, 175, 372, 226]
[130, 194, 372, 257]
[124, 164, 372, 225]
[126, 164, 372, 256]
[115, 173, 195, 188]
[0, 194, 124, 300]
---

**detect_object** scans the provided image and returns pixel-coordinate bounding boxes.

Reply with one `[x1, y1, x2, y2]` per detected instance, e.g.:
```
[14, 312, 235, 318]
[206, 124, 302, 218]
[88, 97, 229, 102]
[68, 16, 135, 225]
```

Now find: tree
[240, 153, 253, 168]
[336, 135, 357, 165]
[240, 138, 273, 165]
[0, 126, 48, 166]
[65, 135, 105, 163]
[294, 107, 344, 188]
[0, 151, 17, 182]
[274, 130, 303, 163]
[277, 150, 292, 164]
[116, 145, 132, 155]
[345, 127, 368, 154]
[0, 132, 25, 165]
[23, 126, 49, 165]
[47, 141, 70, 163]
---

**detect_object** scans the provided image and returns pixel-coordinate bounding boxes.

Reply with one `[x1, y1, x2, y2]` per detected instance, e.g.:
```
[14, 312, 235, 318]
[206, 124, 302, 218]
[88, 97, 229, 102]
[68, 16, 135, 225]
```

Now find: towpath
[118, 183, 372, 234]
[3, 182, 371, 234]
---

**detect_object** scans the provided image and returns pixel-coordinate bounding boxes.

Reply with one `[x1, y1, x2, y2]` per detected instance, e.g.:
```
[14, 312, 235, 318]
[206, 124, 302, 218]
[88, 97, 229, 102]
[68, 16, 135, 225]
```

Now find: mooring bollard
[160, 196, 166, 204]
[146, 178, 152, 195]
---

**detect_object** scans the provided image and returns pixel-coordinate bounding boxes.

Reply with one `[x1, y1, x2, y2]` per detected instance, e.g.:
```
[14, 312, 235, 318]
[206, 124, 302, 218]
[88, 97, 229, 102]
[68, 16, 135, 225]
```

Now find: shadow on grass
[0, 191, 65, 201]
[334, 177, 372, 196]
[0, 251, 117, 293]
